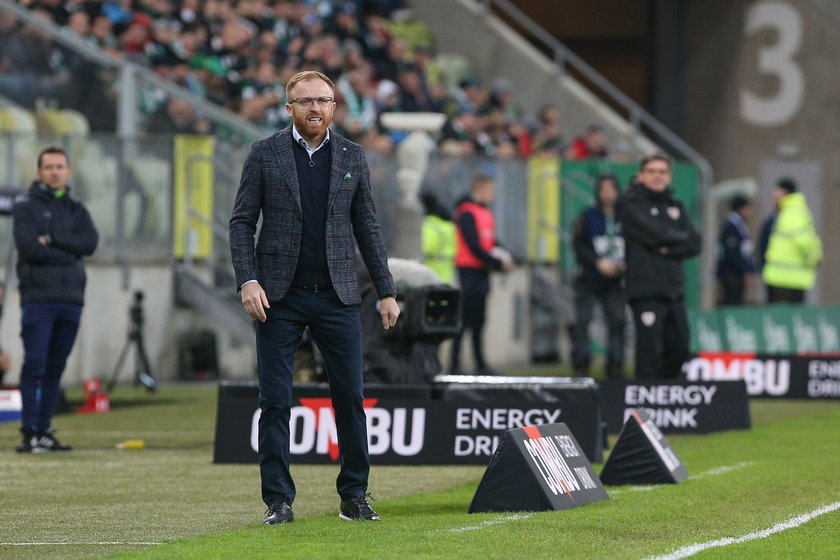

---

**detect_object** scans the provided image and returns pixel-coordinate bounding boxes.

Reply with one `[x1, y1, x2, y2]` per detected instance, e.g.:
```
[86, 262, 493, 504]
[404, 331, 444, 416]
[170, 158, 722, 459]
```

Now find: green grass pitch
[1, 384, 838, 560]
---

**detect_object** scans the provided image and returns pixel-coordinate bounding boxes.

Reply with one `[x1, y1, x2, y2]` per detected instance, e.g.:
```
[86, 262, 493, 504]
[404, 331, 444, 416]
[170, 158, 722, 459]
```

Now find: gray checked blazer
[229, 127, 395, 305]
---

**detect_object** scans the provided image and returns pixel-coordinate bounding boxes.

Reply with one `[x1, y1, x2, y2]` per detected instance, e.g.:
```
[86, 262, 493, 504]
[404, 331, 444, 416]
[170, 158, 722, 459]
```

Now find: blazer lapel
[268, 127, 301, 213]
[327, 134, 347, 215]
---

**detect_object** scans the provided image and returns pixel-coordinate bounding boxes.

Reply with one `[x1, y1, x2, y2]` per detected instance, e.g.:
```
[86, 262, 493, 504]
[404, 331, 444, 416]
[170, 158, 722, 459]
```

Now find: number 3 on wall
[739, 0, 804, 127]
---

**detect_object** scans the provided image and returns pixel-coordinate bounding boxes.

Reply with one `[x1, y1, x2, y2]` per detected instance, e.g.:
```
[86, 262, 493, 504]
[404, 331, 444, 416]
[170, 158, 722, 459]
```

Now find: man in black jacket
[616, 154, 701, 378]
[13, 146, 98, 453]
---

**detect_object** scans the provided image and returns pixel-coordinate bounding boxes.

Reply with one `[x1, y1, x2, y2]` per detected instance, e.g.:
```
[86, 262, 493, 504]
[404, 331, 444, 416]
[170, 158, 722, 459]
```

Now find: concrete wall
[682, 0, 839, 303]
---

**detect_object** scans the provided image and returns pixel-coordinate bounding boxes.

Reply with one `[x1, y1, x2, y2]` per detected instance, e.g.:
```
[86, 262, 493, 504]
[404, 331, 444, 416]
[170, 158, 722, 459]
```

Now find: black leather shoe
[264, 502, 294, 525]
[339, 494, 381, 521]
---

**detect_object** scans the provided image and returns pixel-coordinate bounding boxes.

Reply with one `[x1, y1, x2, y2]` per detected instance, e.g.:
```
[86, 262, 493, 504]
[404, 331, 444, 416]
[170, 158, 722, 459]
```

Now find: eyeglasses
[289, 96, 335, 108]
[641, 167, 671, 174]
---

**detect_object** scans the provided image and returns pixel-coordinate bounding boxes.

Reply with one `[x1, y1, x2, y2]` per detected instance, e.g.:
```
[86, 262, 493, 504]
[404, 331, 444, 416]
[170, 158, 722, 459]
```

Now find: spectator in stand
[146, 95, 211, 134]
[86, 13, 123, 58]
[374, 78, 400, 113]
[531, 104, 565, 153]
[118, 12, 153, 58]
[66, 11, 90, 37]
[762, 178, 823, 303]
[34, 0, 72, 26]
[567, 125, 608, 160]
[336, 66, 378, 137]
[571, 174, 626, 378]
[396, 67, 439, 112]
[361, 13, 392, 73]
[327, 2, 365, 45]
[440, 111, 481, 157]
[716, 195, 757, 306]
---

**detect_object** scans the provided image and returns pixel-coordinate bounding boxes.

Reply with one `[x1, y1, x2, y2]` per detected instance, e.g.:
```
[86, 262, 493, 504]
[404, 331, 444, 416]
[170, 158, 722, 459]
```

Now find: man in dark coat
[716, 195, 756, 305]
[230, 71, 399, 525]
[617, 153, 701, 378]
[13, 146, 98, 453]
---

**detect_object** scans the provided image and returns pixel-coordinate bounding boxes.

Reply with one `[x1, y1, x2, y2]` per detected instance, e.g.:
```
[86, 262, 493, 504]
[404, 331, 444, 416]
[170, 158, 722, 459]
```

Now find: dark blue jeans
[256, 287, 367, 507]
[19, 302, 82, 432]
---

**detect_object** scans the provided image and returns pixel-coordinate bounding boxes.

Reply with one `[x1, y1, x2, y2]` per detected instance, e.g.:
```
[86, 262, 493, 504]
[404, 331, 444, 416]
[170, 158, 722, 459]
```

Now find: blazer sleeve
[229, 141, 265, 290]
[350, 148, 395, 298]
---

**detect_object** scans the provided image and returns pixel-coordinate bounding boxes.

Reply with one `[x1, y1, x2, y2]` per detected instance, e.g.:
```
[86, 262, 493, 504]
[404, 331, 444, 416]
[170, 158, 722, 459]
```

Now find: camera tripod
[106, 291, 157, 393]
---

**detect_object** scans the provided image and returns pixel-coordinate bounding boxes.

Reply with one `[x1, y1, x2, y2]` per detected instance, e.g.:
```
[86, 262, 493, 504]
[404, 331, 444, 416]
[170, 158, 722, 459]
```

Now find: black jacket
[616, 180, 701, 302]
[572, 205, 624, 287]
[13, 182, 99, 305]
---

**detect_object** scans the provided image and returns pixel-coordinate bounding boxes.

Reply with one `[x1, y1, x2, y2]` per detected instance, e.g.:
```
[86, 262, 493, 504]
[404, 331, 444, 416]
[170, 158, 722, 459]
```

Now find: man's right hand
[241, 282, 270, 322]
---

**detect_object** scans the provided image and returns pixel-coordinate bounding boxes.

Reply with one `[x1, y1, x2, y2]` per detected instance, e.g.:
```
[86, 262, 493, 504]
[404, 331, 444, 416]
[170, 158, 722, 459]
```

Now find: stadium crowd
[1, 0, 618, 160]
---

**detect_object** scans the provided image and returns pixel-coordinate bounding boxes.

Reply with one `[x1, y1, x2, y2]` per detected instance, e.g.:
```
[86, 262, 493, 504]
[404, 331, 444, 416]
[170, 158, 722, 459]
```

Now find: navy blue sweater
[290, 140, 332, 289]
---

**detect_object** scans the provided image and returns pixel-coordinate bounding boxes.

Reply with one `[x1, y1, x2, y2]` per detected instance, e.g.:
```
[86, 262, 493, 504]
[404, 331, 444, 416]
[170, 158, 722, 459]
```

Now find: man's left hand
[380, 297, 400, 330]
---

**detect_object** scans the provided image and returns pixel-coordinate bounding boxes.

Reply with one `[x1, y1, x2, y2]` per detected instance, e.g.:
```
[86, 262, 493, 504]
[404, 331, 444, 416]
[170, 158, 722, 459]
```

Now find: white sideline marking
[610, 462, 754, 495]
[0, 541, 162, 546]
[690, 461, 754, 479]
[640, 501, 840, 560]
[448, 513, 533, 532]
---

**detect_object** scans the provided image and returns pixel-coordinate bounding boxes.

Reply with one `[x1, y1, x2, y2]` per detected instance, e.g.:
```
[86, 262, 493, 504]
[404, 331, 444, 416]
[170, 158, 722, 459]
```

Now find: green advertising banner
[760, 305, 795, 354]
[690, 305, 840, 354]
[814, 308, 840, 352]
[720, 307, 763, 353]
[788, 306, 822, 354]
[688, 308, 725, 352]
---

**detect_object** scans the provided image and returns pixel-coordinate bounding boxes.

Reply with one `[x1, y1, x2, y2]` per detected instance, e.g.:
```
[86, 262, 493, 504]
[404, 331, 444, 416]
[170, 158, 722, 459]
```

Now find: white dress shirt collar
[292, 126, 331, 158]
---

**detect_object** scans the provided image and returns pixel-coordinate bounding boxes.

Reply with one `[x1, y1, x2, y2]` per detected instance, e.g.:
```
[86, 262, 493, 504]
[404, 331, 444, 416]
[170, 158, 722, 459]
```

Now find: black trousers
[629, 298, 689, 378]
[719, 274, 746, 306]
[451, 291, 488, 371]
[571, 279, 625, 376]
[255, 287, 367, 507]
[451, 267, 491, 372]
[767, 285, 805, 303]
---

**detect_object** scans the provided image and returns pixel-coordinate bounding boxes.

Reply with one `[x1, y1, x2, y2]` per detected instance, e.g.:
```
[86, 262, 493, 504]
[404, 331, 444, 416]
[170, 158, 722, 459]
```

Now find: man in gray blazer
[230, 71, 400, 525]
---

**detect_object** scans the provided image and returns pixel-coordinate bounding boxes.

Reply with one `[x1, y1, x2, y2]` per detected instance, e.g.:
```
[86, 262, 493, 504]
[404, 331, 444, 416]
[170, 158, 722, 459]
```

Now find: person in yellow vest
[762, 178, 822, 303]
[420, 192, 456, 285]
[450, 174, 513, 375]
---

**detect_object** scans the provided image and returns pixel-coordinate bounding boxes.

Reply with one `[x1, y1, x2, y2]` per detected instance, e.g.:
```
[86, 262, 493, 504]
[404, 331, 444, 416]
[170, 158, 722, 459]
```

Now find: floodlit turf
[1, 384, 839, 560]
